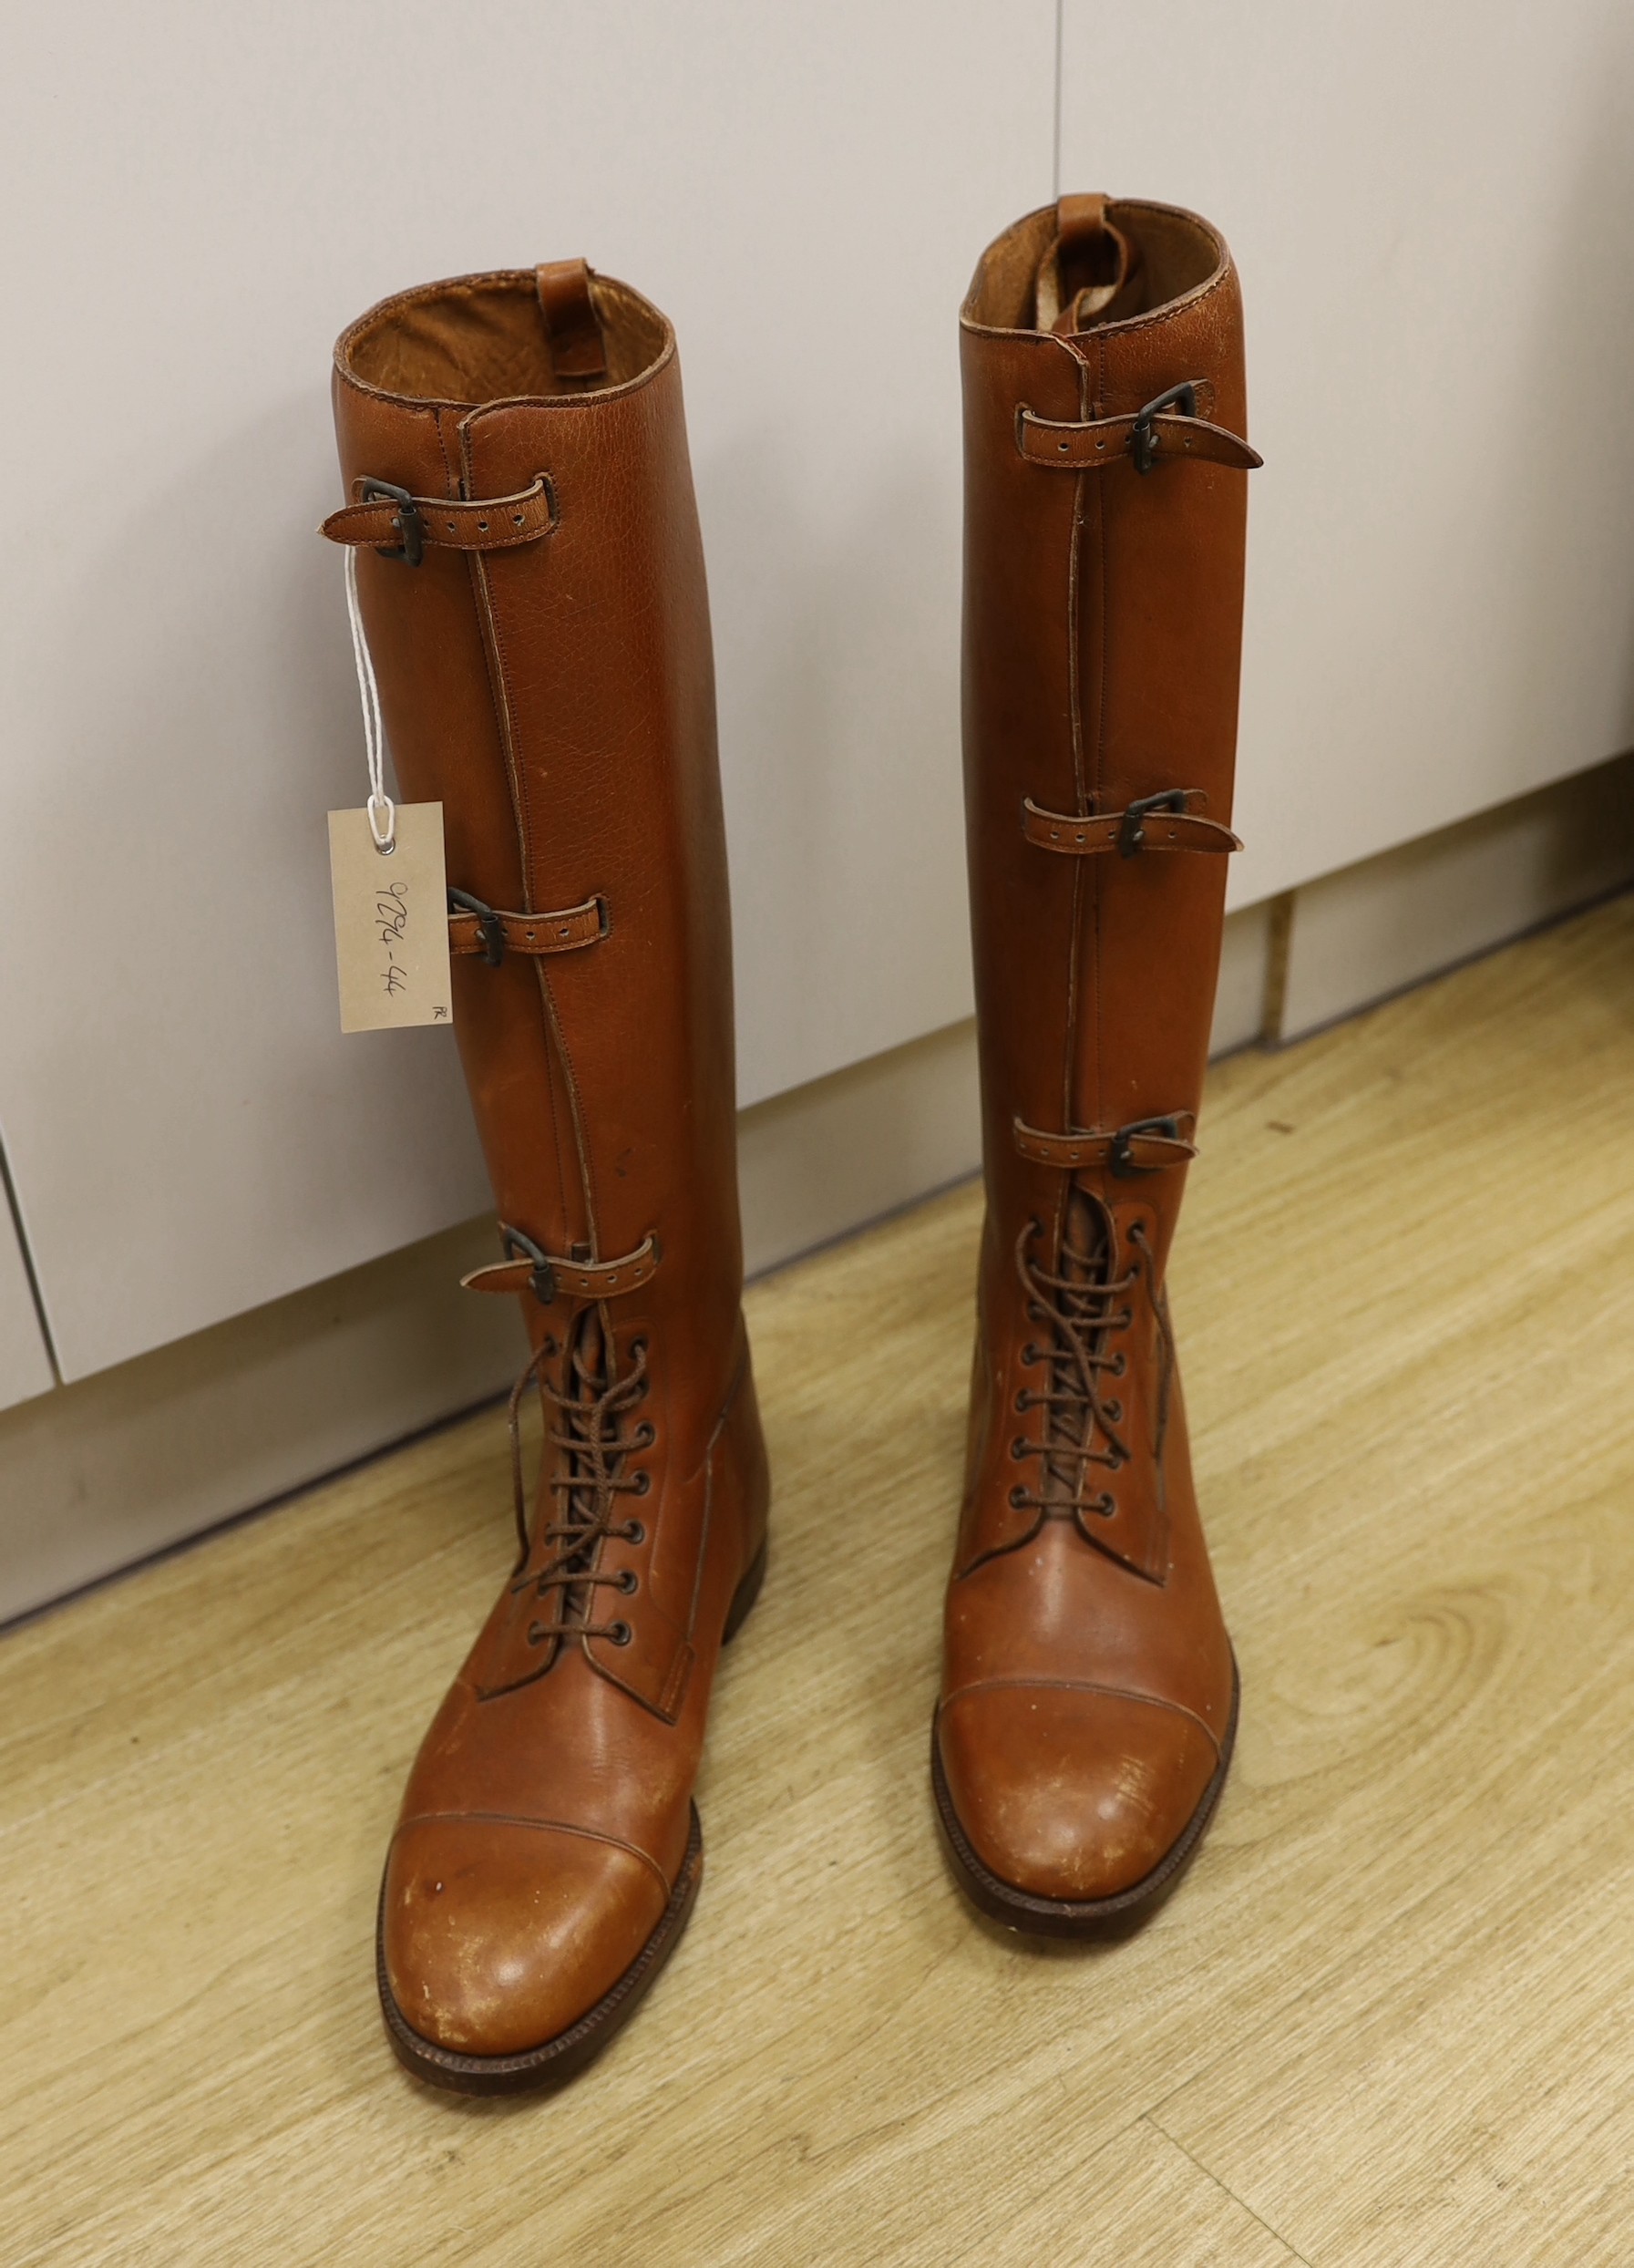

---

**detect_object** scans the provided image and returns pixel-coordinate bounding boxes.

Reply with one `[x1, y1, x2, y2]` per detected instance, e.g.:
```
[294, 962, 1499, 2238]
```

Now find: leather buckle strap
[1013, 1114, 1197, 1177]
[447, 888, 608, 965]
[1016, 380, 1261, 476]
[463, 1227, 661, 1305]
[1023, 792, 1240, 859]
[321, 473, 558, 561]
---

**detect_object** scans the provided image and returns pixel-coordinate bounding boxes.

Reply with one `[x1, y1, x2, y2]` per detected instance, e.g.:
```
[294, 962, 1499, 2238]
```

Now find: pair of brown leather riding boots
[324, 195, 1259, 2093]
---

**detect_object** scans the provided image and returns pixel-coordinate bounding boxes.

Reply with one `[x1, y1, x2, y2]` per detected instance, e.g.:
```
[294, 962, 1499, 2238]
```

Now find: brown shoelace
[1012, 1202, 1169, 1521]
[507, 1315, 653, 1649]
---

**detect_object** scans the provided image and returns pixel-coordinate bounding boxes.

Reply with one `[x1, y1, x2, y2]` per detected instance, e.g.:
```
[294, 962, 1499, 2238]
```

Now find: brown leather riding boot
[932, 197, 1260, 1935]
[324, 260, 769, 2089]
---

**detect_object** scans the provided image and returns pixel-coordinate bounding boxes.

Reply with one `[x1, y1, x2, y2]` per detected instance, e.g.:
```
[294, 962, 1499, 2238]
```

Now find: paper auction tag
[327, 802, 453, 1032]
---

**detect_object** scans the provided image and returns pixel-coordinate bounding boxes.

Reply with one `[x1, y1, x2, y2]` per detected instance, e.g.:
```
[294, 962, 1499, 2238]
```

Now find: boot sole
[930, 1655, 1240, 1940]
[377, 1534, 768, 2095]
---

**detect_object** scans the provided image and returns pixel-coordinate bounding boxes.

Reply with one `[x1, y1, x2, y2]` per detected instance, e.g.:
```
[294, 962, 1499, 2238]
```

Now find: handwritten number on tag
[328, 804, 454, 1032]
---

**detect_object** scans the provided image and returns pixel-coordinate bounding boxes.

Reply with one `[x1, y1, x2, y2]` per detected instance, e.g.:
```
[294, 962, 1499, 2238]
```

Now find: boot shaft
[960, 198, 1253, 1284]
[327, 265, 744, 1399]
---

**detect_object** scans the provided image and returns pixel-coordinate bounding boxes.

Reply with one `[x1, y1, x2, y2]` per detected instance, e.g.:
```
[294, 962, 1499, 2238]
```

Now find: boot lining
[965, 201, 1223, 333]
[343, 273, 668, 404]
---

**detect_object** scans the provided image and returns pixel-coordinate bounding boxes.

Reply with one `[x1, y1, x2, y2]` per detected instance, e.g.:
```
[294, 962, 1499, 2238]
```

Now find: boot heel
[723, 1537, 768, 1644]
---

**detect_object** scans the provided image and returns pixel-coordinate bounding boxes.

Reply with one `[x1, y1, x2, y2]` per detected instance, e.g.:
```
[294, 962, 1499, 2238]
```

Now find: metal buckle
[1130, 382, 1197, 476]
[447, 887, 506, 966]
[500, 1224, 557, 1305]
[359, 477, 424, 566]
[1117, 789, 1191, 858]
[1110, 1115, 1183, 1177]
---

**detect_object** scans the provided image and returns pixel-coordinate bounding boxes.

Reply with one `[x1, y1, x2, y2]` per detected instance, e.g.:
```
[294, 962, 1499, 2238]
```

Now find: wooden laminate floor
[6, 898, 1634, 2267]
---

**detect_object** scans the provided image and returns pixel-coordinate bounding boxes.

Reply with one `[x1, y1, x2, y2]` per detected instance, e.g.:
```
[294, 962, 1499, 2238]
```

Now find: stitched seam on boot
[940, 1677, 1223, 1760]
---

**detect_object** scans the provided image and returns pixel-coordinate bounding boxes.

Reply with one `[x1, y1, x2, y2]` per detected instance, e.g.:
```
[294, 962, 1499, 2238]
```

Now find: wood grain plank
[977, 2119, 1305, 2266]
[1145, 902, 1634, 2265]
[3, 896, 1631, 2266]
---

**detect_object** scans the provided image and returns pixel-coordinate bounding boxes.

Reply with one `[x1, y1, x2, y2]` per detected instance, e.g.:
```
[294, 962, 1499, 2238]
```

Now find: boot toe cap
[381, 1815, 669, 2058]
[937, 1682, 1220, 1903]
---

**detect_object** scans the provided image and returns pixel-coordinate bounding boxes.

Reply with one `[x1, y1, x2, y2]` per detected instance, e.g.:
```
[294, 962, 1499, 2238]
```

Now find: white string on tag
[344, 546, 395, 855]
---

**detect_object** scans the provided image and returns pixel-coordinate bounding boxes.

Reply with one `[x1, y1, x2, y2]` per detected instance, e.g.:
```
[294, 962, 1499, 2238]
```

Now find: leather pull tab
[1035, 193, 1146, 333]
[1057, 192, 1111, 246]
[535, 258, 608, 381]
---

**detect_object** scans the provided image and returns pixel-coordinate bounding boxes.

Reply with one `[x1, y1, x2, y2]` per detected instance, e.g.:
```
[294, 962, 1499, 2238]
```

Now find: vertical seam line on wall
[1052, 0, 1064, 197]
[0, 1127, 64, 1387]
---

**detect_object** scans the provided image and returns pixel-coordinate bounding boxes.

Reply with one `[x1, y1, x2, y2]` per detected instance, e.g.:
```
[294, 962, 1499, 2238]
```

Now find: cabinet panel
[0, 2, 1052, 1378]
[1061, 0, 1634, 912]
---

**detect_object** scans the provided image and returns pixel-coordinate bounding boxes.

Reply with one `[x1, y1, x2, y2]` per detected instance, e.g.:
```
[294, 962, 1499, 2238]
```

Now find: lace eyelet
[527, 1620, 549, 1646]
[1114, 1355, 1127, 1377]
[1010, 1435, 1029, 1460]
[1009, 1484, 1028, 1509]
[609, 1621, 632, 1646]
[1021, 1343, 1041, 1366]
[633, 1469, 652, 1497]
[635, 1422, 656, 1448]
[1105, 1400, 1123, 1423]
[622, 1520, 646, 1545]
[618, 1569, 638, 1595]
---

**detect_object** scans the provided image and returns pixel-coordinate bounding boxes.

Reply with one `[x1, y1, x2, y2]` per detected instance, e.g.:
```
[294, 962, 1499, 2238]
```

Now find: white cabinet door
[0, 2, 1052, 1380]
[1061, 0, 1634, 911]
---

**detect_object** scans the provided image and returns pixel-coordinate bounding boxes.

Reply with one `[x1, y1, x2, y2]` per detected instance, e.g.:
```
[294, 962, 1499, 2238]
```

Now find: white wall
[4, 0, 1632, 1389]
[0, 1, 1052, 1380]
[1060, 0, 1634, 910]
